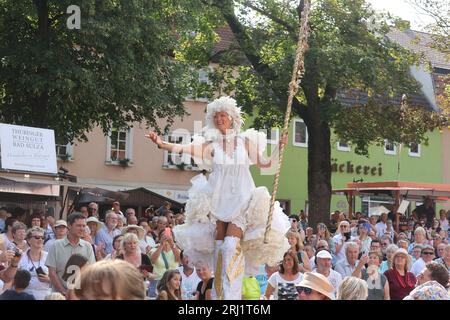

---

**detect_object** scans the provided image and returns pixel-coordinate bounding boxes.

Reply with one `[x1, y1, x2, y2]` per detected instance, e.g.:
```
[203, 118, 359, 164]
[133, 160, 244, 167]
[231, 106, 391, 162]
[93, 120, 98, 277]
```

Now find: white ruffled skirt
[173, 174, 290, 276]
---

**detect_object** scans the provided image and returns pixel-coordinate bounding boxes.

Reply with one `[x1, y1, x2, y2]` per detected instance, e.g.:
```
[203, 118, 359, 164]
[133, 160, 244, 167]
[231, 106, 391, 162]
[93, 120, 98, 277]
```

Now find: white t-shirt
[18, 250, 51, 300]
[176, 266, 201, 300]
[267, 271, 303, 300]
[313, 269, 342, 298]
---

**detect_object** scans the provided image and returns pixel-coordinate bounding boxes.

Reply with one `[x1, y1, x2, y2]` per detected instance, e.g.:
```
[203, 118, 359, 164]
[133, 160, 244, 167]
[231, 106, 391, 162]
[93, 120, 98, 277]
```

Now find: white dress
[173, 129, 290, 276]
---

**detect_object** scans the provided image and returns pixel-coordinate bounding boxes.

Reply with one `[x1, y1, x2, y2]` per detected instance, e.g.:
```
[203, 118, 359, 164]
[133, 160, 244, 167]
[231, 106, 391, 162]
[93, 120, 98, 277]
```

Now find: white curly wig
[205, 96, 244, 134]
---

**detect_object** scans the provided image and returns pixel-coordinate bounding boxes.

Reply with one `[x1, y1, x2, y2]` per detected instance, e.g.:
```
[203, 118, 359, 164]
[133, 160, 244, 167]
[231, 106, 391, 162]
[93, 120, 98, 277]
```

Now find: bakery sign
[0, 123, 57, 174]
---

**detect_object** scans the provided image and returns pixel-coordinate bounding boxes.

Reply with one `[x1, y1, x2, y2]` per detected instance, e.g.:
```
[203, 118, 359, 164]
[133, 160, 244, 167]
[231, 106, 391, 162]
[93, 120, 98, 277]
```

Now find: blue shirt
[255, 264, 268, 295]
[94, 227, 121, 254]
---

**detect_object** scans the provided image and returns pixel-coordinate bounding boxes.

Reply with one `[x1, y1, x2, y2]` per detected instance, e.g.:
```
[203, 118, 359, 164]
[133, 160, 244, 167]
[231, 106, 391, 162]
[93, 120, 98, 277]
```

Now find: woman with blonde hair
[156, 269, 182, 300]
[384, 248, 416, 300]
[407, 227, 428, 254]
[117, 233, 153, 281]
[75, 259, 146, 300]
[337, 276, 368, 300]
[286, 231, 311, 272]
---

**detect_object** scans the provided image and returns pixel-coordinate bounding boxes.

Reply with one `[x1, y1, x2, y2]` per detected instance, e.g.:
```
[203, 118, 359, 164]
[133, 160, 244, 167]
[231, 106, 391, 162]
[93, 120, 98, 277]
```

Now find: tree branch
[213, 0, 308, 116]
[242, 0, 297, 40]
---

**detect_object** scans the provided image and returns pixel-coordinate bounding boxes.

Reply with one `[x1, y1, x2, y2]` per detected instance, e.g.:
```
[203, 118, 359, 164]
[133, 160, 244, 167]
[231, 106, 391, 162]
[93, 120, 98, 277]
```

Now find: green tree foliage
[0, 0, 218, 143]
[407, 0, 449, 117]
[192, 0, 444, 225]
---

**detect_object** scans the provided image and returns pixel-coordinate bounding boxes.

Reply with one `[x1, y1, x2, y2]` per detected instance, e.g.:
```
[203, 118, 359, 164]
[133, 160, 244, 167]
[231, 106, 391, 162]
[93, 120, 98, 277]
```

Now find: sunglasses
[422, 252, 434, 255]
[296, 286, 313, 295]
[31, 236, 44, 240]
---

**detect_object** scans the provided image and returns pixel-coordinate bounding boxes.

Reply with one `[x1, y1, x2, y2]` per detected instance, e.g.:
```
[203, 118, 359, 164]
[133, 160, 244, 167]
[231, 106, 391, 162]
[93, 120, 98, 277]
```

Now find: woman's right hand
[145, 132, 162, 147]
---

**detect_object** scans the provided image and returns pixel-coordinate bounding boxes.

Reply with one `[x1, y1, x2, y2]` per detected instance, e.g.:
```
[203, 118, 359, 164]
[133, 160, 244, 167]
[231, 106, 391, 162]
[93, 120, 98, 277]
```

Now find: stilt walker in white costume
[146, 96, 291, 300]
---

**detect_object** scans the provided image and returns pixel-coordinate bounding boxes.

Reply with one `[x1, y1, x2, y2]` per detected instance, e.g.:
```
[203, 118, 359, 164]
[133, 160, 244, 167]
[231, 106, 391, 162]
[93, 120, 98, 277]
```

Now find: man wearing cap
[312, 249, 342, 298]
[296, 272, 335, 300]
[410, 244, 436, 276]
[44, 220, 68, 252]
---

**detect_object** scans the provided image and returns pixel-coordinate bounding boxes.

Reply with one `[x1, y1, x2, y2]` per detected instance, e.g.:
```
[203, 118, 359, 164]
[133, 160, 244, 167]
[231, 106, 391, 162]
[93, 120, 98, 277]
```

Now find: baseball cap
[316, 250, 332, 259]
[54, 220, 68, 228]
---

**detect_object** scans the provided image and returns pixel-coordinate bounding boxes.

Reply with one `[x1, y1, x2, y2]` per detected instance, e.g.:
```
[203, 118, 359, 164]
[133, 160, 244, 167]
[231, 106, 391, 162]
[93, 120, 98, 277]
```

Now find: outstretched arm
[145, 132, 211, 161]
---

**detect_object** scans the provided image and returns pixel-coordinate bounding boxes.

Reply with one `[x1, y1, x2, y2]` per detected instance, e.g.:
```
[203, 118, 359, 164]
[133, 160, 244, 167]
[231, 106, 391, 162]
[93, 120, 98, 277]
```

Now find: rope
[264, 0, 312, 243]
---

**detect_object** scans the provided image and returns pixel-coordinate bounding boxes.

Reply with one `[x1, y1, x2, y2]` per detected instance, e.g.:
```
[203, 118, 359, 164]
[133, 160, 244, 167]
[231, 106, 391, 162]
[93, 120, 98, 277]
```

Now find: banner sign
[0, 123, 57, 174]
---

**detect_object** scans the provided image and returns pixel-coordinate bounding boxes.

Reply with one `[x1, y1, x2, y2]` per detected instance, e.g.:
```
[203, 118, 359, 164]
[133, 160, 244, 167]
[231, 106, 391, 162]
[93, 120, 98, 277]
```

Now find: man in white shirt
[411, 245, 435, 276]
[176, 251, 201, 300]
[312, 249, 342, 298]
[334, 242, 360, 278]
[376, 213, 388, 238]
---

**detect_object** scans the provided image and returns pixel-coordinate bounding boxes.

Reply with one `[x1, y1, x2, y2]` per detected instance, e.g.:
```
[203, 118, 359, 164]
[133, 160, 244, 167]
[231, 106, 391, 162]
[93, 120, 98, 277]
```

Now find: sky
[366, 0, 436, 31]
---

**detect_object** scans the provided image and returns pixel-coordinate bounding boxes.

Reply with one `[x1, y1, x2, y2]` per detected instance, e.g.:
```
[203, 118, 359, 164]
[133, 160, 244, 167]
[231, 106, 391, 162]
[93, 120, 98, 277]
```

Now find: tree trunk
[33, 0, 50, 127]
[305, 115, 332, 229]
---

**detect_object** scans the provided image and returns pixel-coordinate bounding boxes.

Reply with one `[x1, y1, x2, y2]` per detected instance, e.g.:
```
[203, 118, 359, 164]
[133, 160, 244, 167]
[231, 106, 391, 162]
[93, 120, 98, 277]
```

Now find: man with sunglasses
[410, 245, 435, 277]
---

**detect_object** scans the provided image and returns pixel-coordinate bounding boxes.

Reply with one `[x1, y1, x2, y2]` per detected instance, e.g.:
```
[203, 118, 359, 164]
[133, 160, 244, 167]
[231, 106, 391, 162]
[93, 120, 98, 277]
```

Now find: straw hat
[121, 224, 145, 240]
[86, 217, 104, 231]
[296, 272, 335, 300]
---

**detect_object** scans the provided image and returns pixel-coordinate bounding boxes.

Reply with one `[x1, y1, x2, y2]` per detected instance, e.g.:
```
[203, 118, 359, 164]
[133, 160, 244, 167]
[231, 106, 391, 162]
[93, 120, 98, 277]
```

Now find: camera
[14, 249, 22, 258]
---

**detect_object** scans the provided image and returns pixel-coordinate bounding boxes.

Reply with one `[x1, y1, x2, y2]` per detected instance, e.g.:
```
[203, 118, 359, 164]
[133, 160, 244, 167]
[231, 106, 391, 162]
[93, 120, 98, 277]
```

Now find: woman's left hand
[279, 132, 288, 148]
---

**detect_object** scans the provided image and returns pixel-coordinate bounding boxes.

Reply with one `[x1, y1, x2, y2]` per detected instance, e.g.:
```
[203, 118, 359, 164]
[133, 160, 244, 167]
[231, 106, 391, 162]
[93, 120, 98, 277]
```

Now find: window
[56, 143, 74, 160]
[186, 67, 212, 101]
[266, 128, 280, 145]
[337, 140, 350, 152]
[384, 140, 396, 155]
[106, 128, 133, 164]
[408, 142, 421, 157]
[293, 119, 308, 147]
[163, 132, 199, 171]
